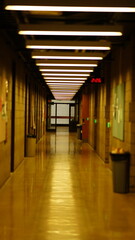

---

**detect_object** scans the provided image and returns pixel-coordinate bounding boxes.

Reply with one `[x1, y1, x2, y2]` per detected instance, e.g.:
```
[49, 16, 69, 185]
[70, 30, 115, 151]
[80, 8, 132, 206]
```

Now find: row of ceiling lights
[26, 42, 110, 100]
[4, 2, 135, 100]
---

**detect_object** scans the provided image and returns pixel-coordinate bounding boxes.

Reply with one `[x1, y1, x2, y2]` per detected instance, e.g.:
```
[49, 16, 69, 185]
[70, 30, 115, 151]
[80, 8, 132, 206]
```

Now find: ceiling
[3, 0, 135, 100]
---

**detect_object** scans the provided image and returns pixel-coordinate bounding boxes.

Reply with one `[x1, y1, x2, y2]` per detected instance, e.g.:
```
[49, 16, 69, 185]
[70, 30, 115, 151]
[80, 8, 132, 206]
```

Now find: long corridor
[0, 127, 135, 240]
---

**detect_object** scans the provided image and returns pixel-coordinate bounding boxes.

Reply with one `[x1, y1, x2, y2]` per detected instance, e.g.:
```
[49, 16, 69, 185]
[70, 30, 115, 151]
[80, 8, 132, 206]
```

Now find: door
[46, 101, 56, 131]
[69, 103, 76, 132]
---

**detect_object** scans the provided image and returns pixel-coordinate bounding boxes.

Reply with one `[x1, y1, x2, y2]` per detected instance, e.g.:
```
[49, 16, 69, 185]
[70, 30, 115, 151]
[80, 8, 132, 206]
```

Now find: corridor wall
[0, 29, 47, 187]
[109, 40, 133, 191]
[86, 33, 135, 191]
[0, 35, 12, 186]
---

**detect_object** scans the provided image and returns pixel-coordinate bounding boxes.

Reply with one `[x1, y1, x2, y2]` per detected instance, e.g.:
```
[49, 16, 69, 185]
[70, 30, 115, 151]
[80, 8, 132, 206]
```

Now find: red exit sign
[90, 77, 104, 83]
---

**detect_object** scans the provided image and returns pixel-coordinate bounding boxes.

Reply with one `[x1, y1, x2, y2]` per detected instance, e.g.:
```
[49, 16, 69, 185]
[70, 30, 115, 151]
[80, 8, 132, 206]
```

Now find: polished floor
[0, 127, 135, 240]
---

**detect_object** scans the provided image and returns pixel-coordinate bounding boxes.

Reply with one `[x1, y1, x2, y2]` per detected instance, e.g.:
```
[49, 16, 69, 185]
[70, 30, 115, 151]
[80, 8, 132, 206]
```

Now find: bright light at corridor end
[5, 5, 135, 13]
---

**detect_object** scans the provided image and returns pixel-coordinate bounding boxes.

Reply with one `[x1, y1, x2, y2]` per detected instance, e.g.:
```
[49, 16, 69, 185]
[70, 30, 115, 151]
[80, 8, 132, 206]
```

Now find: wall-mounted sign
[90, 77, 104, 84]
[112, 83, 124, 140]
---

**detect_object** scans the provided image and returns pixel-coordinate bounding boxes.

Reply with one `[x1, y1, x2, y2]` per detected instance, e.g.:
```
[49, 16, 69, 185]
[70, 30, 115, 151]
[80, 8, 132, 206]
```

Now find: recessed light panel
[19, 30, 122, 36]
[37, 63, 97, 67]
[5, 5, 135, 13]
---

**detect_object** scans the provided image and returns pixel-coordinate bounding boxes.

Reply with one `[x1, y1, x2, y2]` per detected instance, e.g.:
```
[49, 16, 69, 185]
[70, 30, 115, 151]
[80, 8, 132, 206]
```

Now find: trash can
[69, 120, 77, 132]
[110, 152, 130, 193]
[26, 134, 36, 157]
[77, 124, 82, 140]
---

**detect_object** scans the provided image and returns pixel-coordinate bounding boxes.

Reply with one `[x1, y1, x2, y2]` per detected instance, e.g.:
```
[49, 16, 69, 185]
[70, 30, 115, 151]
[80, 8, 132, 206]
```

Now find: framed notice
[112, 83, 125, 140]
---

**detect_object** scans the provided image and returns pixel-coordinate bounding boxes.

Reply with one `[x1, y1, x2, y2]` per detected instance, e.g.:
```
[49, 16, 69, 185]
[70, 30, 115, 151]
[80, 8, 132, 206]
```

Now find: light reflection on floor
[0, 127, 135, 240]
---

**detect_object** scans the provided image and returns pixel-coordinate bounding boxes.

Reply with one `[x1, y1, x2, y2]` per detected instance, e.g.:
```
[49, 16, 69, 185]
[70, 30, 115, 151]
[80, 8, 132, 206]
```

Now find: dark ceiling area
[8, 10, 134, 43]
[1, 1, 135, 100]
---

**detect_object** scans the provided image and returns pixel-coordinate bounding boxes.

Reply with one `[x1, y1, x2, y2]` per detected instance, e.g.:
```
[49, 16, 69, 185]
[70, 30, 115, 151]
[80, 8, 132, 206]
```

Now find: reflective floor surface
[0, 127, 135, 240]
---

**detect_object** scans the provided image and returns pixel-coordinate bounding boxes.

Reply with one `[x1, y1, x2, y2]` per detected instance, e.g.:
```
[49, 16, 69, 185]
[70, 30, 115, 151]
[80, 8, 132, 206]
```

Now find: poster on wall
[112, 83, 125, 141]
[0, 73, 8, 143]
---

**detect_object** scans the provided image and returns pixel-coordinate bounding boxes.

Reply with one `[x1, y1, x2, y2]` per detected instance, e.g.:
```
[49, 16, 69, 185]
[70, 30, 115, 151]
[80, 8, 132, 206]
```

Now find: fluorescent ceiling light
[26, 40, 111, 50]
[19, 30, 122, 36]
[44, 77, 87, 80]
[50, 89, 80, 91]
[42, 73, 90, 76]
[49, 87, 81, 89]
[53, 94, 77, 98]
[46, 82, 85, 84]
[52, 92, 75, 96]
[37, 63, 97, 67]
[48, 86, 81, 89]
[48, 83, 81, 85]
[53, 97, 75, 100]
[46, 80, 84, 83]
[55, 98, 73, 100]
[52, 93, 78, 95]
[52, 89, 76, 93]
[48, 84, 81, 87]
[32, 55, 103, 60]
[50, 88, 80, 90]
[40, 69, 93, 72]
[49, 85, 81, 87]
[53, 92, 75, 95]
[53, 95, 75, 97]
[5, 5, 135, 13]
[27, 45, 110, 50]
[55, 97, 73, 100]
[52, 91, 76, 93]
[52, 100, 76, 103]
[47, 82, 82, 85]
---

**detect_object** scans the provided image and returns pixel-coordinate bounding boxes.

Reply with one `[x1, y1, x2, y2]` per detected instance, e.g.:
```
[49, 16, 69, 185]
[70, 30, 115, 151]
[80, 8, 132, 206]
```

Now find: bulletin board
[112, 83, 125, 140]
[0, 74, 7, 143]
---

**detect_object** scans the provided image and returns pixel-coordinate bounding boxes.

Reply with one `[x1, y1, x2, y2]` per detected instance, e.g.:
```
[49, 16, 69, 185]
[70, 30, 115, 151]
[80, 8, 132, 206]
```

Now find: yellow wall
[0, 31, 47, 186]
[0, 37, 12, 186]
[14, 59, 26, 169]
[87, 35, 135, 191]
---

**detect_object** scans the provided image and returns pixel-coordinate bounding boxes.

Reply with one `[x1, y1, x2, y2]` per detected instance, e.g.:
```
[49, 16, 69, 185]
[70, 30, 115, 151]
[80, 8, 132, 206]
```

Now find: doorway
[46, 100, 78, 131]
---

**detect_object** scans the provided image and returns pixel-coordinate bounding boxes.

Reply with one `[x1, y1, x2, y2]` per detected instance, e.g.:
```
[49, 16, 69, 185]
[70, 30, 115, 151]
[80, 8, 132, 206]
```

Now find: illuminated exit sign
[90, 77, 104, 84]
